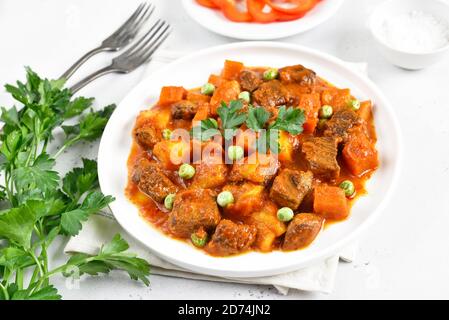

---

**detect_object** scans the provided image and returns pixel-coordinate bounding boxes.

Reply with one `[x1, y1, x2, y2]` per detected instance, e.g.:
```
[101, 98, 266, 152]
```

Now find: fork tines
[106, 2, 155, 47]
[115, 19, 172, 67]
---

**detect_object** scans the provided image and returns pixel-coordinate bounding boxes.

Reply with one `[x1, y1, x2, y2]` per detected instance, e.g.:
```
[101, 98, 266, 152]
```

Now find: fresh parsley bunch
[0, 67, 150, 300]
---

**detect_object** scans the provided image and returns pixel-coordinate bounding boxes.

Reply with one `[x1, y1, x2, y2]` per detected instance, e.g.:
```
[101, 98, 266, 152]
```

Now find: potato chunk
[249, 203, 287, 252]
[229, 153, 279, 185]
[222, 183, 265, 217]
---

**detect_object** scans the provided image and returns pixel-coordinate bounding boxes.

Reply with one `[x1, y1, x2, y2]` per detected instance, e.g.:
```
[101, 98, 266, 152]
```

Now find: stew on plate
[126, 60, 378, 256]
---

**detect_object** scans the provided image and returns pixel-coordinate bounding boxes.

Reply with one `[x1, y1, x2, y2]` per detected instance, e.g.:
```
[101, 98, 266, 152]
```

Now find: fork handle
[69, 66, 118, 93]
[60, 46, 106, 80]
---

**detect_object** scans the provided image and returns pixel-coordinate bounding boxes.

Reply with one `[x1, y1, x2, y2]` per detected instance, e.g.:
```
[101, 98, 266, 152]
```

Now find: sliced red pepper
[264, 0, 318, 14]
[196, 0, 220, 9]
[218, 0, 252, 22]
[274, 9, 307, 21]
[247, 0, 278, 23]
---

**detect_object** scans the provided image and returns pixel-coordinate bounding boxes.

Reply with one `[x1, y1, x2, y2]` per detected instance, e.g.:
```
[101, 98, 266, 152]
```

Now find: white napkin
[65, 51, 366, 295]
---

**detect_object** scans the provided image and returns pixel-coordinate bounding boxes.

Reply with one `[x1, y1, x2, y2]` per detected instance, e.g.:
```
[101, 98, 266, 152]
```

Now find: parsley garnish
[246, 105, 305, 153]
[190, 118, 220, 142]
[246, 106, 270, 131]
[217, 100, 247, 139]
[0, 67, 150, 300]
[191, 100, 305, 154]
[269, 105, 305, 135]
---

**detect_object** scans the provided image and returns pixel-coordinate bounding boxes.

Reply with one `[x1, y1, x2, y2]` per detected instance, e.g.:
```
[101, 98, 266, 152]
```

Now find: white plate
[181, 0, 344, 40]
[98, 42, 402, 278]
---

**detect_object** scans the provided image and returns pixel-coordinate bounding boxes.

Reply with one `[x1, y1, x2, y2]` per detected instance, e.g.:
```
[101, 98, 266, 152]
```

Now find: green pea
[191, 232, 208, 247]
[178, 163, 195, 180]
[348, 99, 360, 111]
[319, 105, 333, 119]
[277, 207, 294, 222]
[339, 180, 355, 197]
[162, 128, 172, 140]
[263, 68, 279, 80]
[228, 145, 244, 161]
[164, 193, 176, 210]
[238, 91, 251, 103]
[217, 191, 234, 208]
[201, 83, 215, 95]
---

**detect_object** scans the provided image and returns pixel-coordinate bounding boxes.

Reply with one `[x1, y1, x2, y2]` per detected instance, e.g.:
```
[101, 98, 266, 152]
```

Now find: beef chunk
[168, 188, 221, 238]
[134, 124, 160, 149]
[323, 109, 362, 143]
[302, 136, 340, 181]
[279, 65, 316, 86]
[269, 169, 313, 210]
[238, 70, 262, 92]
[206, 220, 257, 256]
[282, 213, 324, 251]
[253, 80, 289, 108]
[133, 159, 179, 203]
[171, 100, 198, 120]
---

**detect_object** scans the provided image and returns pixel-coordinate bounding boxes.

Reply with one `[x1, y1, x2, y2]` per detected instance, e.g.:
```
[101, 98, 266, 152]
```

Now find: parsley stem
[0, 283, 9, 300]
[28, 250, 44, 278]
[28, 266, 40, 289]
[54, 137, 78, 158]
[15, 268, 24, 290]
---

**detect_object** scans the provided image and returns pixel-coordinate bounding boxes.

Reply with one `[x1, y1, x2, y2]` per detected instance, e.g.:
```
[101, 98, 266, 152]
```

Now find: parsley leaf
[12, 153, 59, 201]
[63, 234, 150, 285]
[269, 106, 305, 135]
[217, 100, 247, 140]
[0, 205, 36, 248]
[60, 191, 114, 236]
[246, 106, 270, 131]
[11, 285, 61, 300]
[62, 159, 99, 200]
[62, 105, 115, 143]
[190, 118, 220, 142]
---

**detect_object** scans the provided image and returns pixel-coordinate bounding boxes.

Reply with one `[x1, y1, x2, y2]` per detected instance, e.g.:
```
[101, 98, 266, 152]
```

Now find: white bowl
[181, 0, 344, 40]
[369, 0, 449, 70]
[98, 42, 402, 278]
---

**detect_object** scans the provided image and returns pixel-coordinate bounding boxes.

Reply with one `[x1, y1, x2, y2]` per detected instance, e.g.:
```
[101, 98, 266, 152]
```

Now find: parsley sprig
[191, 100, 305, 154]
[0, 67, 150, 300]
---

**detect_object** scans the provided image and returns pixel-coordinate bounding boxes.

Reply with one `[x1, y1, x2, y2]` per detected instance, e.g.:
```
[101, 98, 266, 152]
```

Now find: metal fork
[69, 19, 171, 93]
[60, 2, 155, 80]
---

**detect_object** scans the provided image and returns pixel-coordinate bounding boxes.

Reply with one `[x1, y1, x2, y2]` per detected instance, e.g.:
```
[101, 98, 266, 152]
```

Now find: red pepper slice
[196, 0, 220, 9]
[247, 0, 278, 23]
[264, 0, 318, 14]
[217, 0, 252, 22]
[274, 9, 307, 21]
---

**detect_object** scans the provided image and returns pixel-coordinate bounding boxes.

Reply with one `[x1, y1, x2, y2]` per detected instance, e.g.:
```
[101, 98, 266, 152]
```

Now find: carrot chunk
[208, 74, 224, 88]
[299, 93, 321, 133]
[358, 100, 373, 122]
[343, 130, 379, 176]
[313, 184, 349, 220]
[187, 91, 211, 104]
[221, 60, 244, 80]
[158, 86, 186, 105]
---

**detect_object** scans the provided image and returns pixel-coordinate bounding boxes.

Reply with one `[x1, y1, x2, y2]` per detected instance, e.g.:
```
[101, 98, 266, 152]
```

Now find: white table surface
[1, 0, 448, 300]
